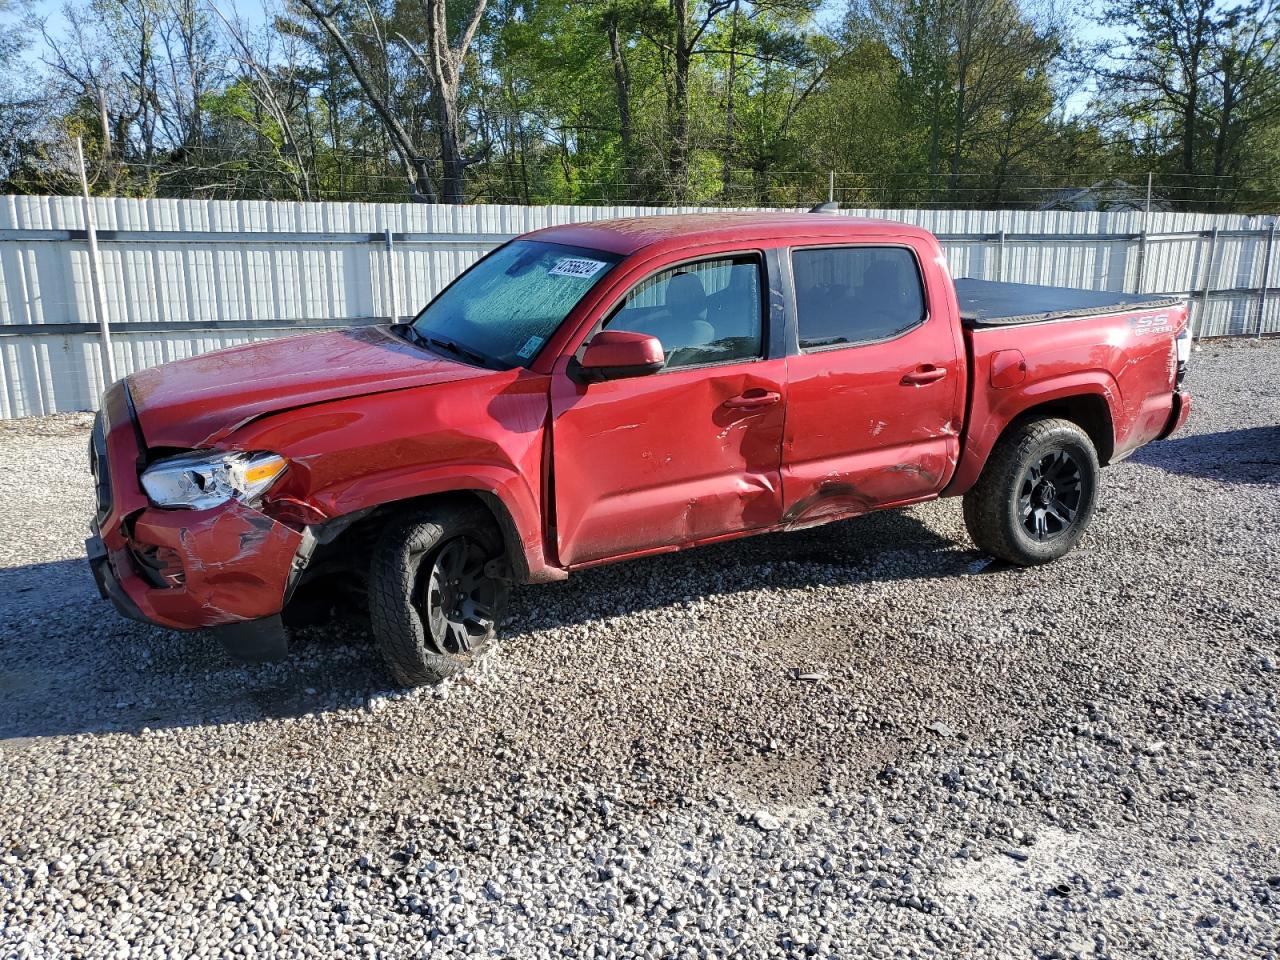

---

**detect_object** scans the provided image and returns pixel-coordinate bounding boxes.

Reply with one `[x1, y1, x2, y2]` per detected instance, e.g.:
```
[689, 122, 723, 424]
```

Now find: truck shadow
[1133, 426, 1280, 484]
[0, 509, 969, 743]
[507, 508, 969, 637]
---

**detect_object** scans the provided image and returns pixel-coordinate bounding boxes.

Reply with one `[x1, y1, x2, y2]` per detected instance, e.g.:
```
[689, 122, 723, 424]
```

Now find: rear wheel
[368, 504, 510, 686]
[963, 417, 1100, 566]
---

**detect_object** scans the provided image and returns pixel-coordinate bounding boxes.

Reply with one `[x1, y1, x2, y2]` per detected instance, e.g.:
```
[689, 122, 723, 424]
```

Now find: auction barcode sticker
[548, 257, 607, 279]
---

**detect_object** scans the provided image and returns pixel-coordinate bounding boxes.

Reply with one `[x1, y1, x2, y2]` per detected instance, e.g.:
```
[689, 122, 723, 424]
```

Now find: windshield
[410, 239, 621, 369]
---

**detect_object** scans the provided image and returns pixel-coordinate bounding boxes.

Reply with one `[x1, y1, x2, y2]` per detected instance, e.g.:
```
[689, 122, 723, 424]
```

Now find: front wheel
[368, 504, 510, 686]
[963, 417, 1100, 566]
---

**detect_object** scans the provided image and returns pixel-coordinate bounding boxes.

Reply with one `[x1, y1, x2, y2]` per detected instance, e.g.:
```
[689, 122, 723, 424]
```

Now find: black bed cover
[955, 278, 1182, 328]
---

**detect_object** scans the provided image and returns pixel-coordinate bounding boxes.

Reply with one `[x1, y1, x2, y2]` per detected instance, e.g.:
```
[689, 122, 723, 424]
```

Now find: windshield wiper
[424, 335, 490, 368]
[395, 324, 429, 347]
[396, 324, 491, 368]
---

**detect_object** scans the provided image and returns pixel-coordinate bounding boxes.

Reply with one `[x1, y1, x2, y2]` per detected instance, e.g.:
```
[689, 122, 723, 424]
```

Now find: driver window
[604, 255, 764, 369]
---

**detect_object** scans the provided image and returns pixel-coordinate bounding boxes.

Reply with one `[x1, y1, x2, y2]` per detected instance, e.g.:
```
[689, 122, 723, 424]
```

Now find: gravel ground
[1, 340, 1279, 959]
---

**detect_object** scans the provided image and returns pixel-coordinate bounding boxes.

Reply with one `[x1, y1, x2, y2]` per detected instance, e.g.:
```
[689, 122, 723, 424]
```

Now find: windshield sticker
[516, 335, 546, 359]
[549, 257, 607, 279]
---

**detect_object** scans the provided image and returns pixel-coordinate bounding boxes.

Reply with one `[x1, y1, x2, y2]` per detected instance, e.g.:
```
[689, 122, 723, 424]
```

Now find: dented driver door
[779, 241, 964, 525]
[550, 251, 786, 567]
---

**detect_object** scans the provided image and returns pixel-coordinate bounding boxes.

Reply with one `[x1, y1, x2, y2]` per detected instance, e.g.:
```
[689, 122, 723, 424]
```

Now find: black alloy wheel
[962, 416, 1100, 566]
[368, 503, 510, 686]
[1017, 449, 1084, 542]
[419, 537, 502, 655]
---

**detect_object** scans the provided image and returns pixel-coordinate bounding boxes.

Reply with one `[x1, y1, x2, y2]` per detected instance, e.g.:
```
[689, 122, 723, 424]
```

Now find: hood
[128, 325, 491, 448]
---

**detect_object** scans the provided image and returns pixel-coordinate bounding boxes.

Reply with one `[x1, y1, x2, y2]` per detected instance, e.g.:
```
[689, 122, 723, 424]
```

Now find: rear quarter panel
[946, 302, 1186, 496]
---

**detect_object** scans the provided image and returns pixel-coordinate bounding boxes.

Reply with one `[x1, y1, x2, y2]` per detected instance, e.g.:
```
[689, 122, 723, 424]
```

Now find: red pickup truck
[87, 213, 1192, 684]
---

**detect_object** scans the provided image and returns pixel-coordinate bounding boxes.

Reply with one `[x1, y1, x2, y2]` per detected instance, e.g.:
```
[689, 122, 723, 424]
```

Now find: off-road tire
[963, 417, 1100, 566]
[368, 504, 510, 686]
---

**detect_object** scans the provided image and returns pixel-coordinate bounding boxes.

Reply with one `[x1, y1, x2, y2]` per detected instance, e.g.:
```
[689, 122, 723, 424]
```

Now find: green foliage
[1090, 0, 1280, 207]
[0, 0, 1277, 209]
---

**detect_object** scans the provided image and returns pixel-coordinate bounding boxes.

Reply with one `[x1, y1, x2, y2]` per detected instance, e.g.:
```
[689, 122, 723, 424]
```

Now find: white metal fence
[1, 195, 1277, 419]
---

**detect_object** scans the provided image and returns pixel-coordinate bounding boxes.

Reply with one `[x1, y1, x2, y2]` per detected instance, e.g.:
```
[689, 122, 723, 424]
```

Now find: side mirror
[574, 330, 665, 382]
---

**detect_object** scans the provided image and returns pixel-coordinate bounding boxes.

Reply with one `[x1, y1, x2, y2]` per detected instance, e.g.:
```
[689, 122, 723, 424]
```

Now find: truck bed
[955, 278, 1182, 327]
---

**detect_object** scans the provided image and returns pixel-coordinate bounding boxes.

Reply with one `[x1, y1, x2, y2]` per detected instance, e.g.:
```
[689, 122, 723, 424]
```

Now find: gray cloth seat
[611, 272, 714, 357]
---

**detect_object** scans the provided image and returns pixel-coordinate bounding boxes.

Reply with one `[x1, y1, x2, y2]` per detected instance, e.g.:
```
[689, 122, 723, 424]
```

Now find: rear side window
[792, 246, 926, 349]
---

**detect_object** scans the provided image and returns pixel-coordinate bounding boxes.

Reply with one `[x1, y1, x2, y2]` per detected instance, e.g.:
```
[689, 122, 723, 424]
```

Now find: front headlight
[140, 451, 288, 510]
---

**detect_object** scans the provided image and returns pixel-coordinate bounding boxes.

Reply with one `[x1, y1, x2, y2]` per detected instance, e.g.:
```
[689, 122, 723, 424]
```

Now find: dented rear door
[780, 239, 965, 524]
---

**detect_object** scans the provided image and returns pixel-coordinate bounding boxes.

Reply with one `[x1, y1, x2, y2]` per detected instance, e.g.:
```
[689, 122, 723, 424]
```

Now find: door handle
[723, 390, 781, 410]
[901, 365, 948, 386]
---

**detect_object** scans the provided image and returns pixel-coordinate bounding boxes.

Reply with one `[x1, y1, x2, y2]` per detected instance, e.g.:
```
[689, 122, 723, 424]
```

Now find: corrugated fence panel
[0, 195, 1275, 417]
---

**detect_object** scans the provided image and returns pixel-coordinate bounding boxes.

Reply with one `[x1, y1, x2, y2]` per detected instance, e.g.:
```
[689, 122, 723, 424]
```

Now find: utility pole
[76, 136, 117, 392]
[1256, 217, 1276, 339]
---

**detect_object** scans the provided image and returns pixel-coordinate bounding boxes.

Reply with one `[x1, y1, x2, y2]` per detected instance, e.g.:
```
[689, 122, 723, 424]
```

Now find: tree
[1092, 0, 1280, 201]
[413, 0, 490, 203]
[941, 0, 1059, 190]
[207, 2, 313, 199]
[603, 1, 640, 195]
[295, 0, 440, 201]
[30, 0, 225, 193]
[793, 28, 915, 204]
[1205, 0, 1280, 179]
[0, 0, 42, 187]
[857, 0, 1060, 201]
[1096, 0, 1219, 177]
[4, 0, 1279, 210]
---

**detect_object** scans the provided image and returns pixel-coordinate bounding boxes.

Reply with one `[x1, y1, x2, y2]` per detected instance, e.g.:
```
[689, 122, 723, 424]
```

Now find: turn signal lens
[235, 455, 288, 490]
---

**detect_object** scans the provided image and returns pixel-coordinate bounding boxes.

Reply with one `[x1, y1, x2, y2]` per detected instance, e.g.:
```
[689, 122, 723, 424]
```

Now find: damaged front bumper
[87, 383, 303, 650]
